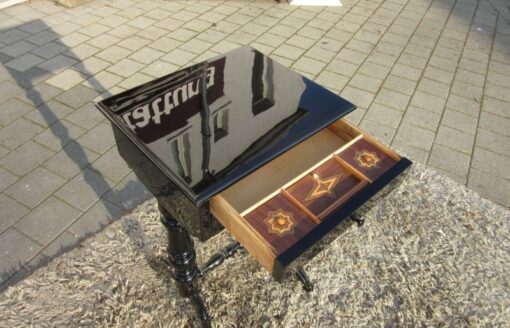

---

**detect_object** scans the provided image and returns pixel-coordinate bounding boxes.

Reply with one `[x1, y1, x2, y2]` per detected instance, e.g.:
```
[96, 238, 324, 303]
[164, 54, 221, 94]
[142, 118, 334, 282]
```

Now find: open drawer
[210, 118, 411, 280]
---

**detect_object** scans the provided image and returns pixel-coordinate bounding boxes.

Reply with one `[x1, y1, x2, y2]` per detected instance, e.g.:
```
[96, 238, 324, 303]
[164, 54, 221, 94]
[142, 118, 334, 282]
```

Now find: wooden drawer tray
[210, 119, 411, 280]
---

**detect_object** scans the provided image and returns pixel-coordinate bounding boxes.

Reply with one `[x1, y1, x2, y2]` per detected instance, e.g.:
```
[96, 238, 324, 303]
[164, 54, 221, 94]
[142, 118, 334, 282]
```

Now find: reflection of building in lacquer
[122, 48, 306, 189]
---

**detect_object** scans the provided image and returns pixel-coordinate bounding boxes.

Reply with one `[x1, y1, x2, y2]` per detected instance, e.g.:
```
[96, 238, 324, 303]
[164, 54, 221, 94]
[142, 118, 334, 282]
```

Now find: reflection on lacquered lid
[96, 46, 356, 205]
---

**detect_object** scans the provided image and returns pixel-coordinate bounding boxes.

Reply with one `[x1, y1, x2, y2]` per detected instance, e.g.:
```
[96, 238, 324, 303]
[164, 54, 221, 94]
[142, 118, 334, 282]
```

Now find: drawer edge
[275, 157, 412, 270]
[210, 195, 277, 273]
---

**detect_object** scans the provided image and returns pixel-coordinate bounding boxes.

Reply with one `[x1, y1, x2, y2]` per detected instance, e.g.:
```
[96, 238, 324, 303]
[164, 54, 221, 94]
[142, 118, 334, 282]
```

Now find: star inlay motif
[264, 209, 296, 236]
[304, 173, 342, 202]
[354, 149, 381, 169]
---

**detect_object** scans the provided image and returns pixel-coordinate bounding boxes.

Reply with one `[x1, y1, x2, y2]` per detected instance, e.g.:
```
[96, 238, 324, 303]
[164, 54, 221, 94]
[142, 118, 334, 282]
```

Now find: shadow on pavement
[0, 19, 151, 291]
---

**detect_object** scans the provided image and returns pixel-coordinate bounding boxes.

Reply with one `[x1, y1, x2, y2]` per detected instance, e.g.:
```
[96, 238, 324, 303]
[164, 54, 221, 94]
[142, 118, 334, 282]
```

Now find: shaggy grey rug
[0, 163, 509, 327]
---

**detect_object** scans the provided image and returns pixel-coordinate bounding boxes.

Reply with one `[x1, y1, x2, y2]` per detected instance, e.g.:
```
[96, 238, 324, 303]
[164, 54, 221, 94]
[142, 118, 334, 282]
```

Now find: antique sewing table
[96, 46, 411, 326]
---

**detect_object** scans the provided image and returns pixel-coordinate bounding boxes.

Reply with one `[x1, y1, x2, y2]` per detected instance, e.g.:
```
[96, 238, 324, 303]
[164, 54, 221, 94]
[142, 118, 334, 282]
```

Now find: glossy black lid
[96, 46, 356, 206]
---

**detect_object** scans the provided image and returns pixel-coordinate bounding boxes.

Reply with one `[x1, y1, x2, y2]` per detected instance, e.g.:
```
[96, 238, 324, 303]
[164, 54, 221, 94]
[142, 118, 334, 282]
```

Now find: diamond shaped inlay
[304, 173, 342, 202]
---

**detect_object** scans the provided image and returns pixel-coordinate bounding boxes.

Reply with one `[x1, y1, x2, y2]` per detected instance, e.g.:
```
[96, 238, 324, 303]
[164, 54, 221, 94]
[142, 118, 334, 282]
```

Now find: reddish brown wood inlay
[244, 194, 317, 255]
[338, 138, 397, 181]
[286, 159, 364, 219]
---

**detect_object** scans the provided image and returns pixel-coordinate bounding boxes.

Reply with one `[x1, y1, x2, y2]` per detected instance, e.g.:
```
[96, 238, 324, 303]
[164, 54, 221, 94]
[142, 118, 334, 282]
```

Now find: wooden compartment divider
[280, 189, 321, 224]
[240, 134, 364, 217]
[332, 154, 371, 182]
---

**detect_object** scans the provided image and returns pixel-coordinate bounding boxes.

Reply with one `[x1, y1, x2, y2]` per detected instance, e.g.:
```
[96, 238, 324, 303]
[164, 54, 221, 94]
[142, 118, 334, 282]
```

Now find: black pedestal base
[159, 204, 242, 327]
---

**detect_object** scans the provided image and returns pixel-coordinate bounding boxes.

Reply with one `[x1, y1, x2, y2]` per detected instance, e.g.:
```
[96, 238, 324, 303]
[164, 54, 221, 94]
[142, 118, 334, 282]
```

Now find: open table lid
[96, 46, 356, 206]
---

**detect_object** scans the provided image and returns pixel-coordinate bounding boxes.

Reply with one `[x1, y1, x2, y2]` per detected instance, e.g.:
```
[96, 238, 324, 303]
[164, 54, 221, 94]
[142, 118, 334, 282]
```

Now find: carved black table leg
[350, 213, 365, 227]
[296, 266, 314, 292]
[159, 205, 211, 327]
[199, 242, 242, 277]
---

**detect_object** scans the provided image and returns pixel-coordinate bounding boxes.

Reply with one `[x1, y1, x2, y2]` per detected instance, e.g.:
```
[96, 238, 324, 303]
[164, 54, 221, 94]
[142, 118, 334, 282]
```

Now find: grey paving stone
[359, 119, 395, 144]
[478, 112, 510, 137]
[487, 71, 510, 88]
[43, 141, 99, 179]
[484, 83, 510, 103]
[432, 166, 467, 185]
[58, 32, 90, 48]
[15, 196, 82, 245]
[82, 71, 122, 92]
[0, 144, 8, 157]
[31, 42, 67, 60]
[314, 71, 349, 93]
[77, 122, 115, 154]
[273, 44, 306, 61]
[475, 128, 510, 157]
[141, 61, 179, 78]
[0, 80, 24, 105]
[34, 120, 86, 152]
[68, 199, 125, 240]
[128, 47, 164, 65]
[402, 106, 441, 132]
[451, 80, 483, 102]
[0, 98, 34, 126]
[106, 58, 144, 78]
[374, 88, 410, 111]
[86, 34, 121, 50]
[117, 72, 153, 90]
[0, 167, 17, 192]
[435, 125, 475, 154]
[38, 55, 78, 74]
[390, 63, 422, 81]
[482, 96, 510, 119]
[64, 43, 100, 61]
[0, 141, 54, 176]
[428, 144, 470, 178]
[102, 172, 151, 214]
[54, 84, 99, 109]
[417, 78, 450, 99]
[26, 30, 59, 46]
[442, 109, 478, 135]
[394, 123, 435, 151]
[0, 194, 29, 234]
[89, 146, 131, 183]
[292, 57, 326, 76]
[4, 167, 66, 209]
[411, 91, 447, 114]
[0, 118, 44, 150]
[455, 68, 485, 87]
[55, 167, 114, 211]
[16, 83, 62, 108]
[24, 100, 74, 127]
[382, 75, 417, 96]
[108, 25, 140, 39]
[180, 38, 213, 55]
[471, 147, 510, 180]
[5, 54, 45, 73]
[349, 73, 383, 93]
[25, 231, 78, 271]
[340, 86, 375, 109]
[364, 103, 404, 128]
[138, 25, 168, 41]
[11, 66, 53, 90]
[468, 168, 510, 207]
[0, 40, 36, 57]
[0, 29, 29, 45]
[64, 102, 104, 130]
[0, 228, 41, 285]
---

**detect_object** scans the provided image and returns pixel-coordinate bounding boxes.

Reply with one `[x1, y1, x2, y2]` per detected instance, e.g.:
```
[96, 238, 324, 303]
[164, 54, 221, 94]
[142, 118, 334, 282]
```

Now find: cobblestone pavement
[0, 0, 509, 288]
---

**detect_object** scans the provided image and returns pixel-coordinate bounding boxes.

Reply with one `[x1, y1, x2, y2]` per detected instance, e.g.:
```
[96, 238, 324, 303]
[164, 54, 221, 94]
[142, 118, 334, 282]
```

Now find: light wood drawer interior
[210, 119, 401, 276]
